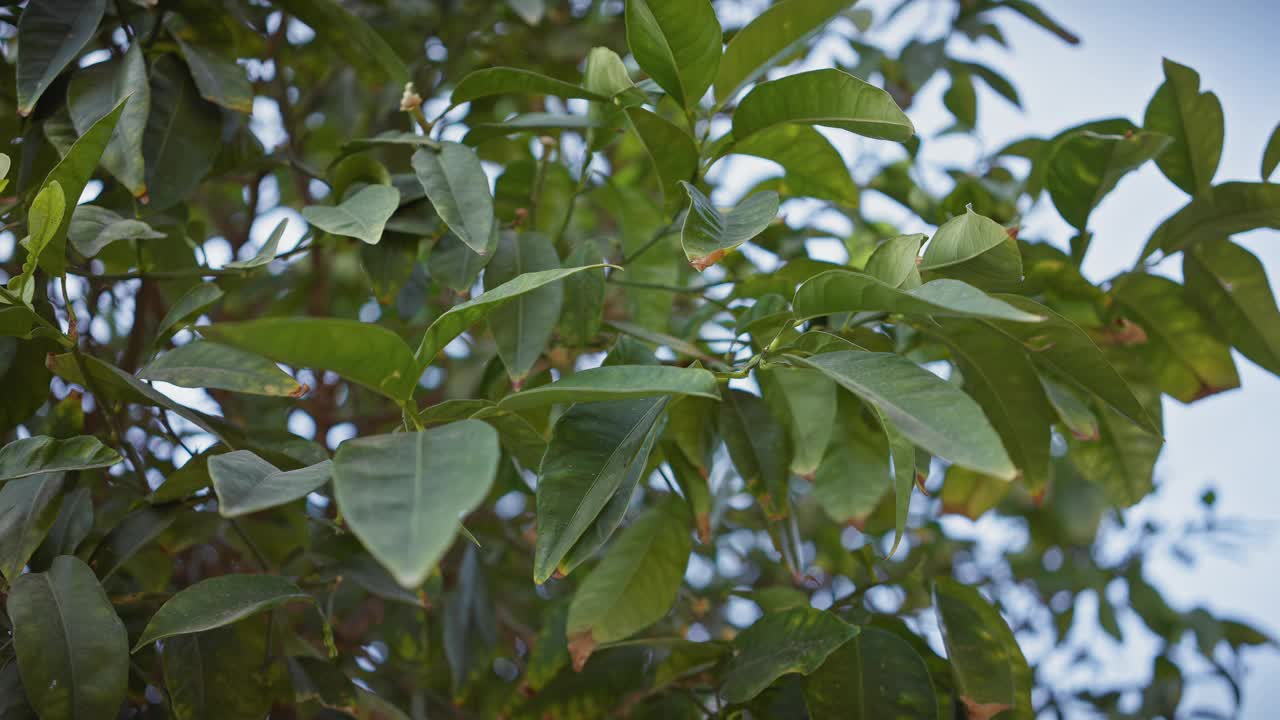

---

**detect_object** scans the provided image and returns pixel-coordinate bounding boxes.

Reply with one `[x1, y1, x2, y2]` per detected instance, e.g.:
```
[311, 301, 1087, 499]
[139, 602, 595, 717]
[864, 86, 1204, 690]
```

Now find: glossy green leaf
[732, 69, 914, 146]
[792, 351, 1017, 479]
[864, 234, 925, 288]
[414, 264, 609, 372]
[0, 435, 120, 482]
[451, 68, 608, 105]
[134, 574, 321, 650]
[0, 472, 65, 581]
[210, 451, 332, 518]
[139, 341, 304, 397]
[201, 318, 419, 402]
[35, 97, 128, 275]
[813, 395, 891, 526]
[1111, 273, 1239, 403]
[31, 486, 92, 568]
[67, 43, 150, 196]
[805, 626, 939, 720]
[720, 388, 792, 519]
[16, 0, 106, 116]
[533, 397, 667, 583]
[626, 108, 699, 209]
[155, 283, 223, 341]
[731, 124, 858, 206]
[413, 144, 496, 255]
[714, 0, 854, 105]
[500, 365, 718, 410]
[920, 206, 1020, 286]
[163, 619, 280, 720]
[759, 367, 836, 477]
[566, 500, 691, 668]
[332, 421, 501, 588]
[487, 232, 562, 384]
[559, 241, 607, 346]
[303, 184, 399, 245]
[794, 271, 1042, 323]
[680, 182, 779, 271]
[1264, 122, 1280, 181]
[1047, 129, 1170, 231]
[932, 578, 1033, 720]
[721, 607, 859, 704]
[167, 14, 255, 113]
[625, 0, 721, 108]
[67, 205, 166, 258]
[10, 556, 128, 719]
[144, 55, 222, 212]
[1142, 182, 1280, 258]
[225, 218, 288, 269]
[1184, 238, 1280, 375]
[1143, 58, 1223, 196]
[274, 0, 409, 84]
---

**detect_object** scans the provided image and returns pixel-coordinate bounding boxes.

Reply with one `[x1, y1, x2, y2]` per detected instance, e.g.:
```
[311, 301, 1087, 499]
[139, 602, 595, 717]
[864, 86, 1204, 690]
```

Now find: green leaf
[566, 500, 691, 669]
[486, 232, 563, 384]
[1143, 59, 1223, 197]
[134, 574, 321, 650]
[224, 218, 288, 269]
[302, 184, 400, 245]
[31, 486, 93, 568]
[201, 318, 419, 402]
[805, 626, 939, 720]
[412, 144, 497, 255]
[144, 55, 222, 212]
[15, 0, 107, 116]
[920, 206, 1020, 285]
[1184, 238, 1280, 376]
[443, 544, 496, 701]
[940, 465, 1009, 520]
[719, 388, 791, 519]
[67, 205, 166, 258]
[93, 506, 176, 581]
[1111, 273, 1239, 403]
[732, 69, 914, 147]
[155, 283, 223, 341]
[813, 395, 891, 526]
[332, 421, 501, 588]
[274, 0, 409, 85]
[533, 397, 667, 583]
[794, 271, 1042, 323]
[874, 405, 917, 557]
[714, 0, 854, 105]
[1047, 129, 1170, 231]
[584, 46, 637, 101]
[9, 556, 128, 719]
[414, 264, 609, 373]
[1142, 182, 1280, 258]
[0, 472, 65, 581]
[499, 365, 719, 411]
[791, 351, 1017, 479]
[625, 0, 721, 108]
[932, 578, 1033, 720]
[35, 97, 129, 275]
[680, 182, 779, 271]
[759, 367, 836, 477]
[943, 69, 977, 129]
[0, 435, 120, 482]
[1040, 378, 1099, 441]
[429, 231, 495, 292]
[451, 68, 608, 105]
[464, 113, 602, 146]
[626, 108, 700, 210]
[163, 619, 280, 720]
[1263, 122, 1280, 181]
[139, 341, 305, 397]
[865, 234, 925, 288]
[8, 180, 65, 302]
[731, 124, 858, 206]
[166, 14, 256, 113]
[67, 43, 150, 197]
[721, 607, 859, 705]
[209, 451, 332, 518]
[559, 241, 607, 346]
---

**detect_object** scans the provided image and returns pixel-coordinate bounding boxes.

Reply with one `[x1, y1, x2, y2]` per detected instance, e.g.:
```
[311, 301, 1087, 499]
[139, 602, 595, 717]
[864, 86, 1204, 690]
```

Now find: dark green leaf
[1184, 238, 1280, 375]
[680, 182, 779, 271]
[413, 144, 496, 255]
[67, 43, 149, 197]
[714, 0, 854, 105]
[486, 232, 562, 384]
[1263, 122, 1280, 181]
[163, 618, 280, 720]
[302, 184, 400, 244]
[625, 0, 721, 108]
[1047, 130, 1170, 231]
[731, 124, 858, 206]
[210, 451, 331, 518]
[0, 435, 120, 482]
[1142, 182, 1280, 258]
[166, 14, 254, 113]
[932, 578, 1033, 720]
[1143, 58, 1223, 196]
[732, 69, 914, 146]
[451, 68, 608, 105]
[805, 626, 939, 720]
[15, 0, 106, 116]
[719, 388, 791, 518]
[499, 365, 718, 410]
[429, 231, 494, 292]
[134, 574, 322, 650]
[721, 607, 859, 705]
[274, 0, 409, 85]
[759, 367, 836, 477]
[559, 241, 607, 346]
[155, 283, 223, 341]
[143, 55, 222, 212]
[139, 341, 304, 397]
[0, 472, 65, 580]
[626, 108, 699, 209]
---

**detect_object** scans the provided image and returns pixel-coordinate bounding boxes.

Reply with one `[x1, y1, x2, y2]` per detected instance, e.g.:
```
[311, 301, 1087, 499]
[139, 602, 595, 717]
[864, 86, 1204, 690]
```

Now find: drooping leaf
[759, 367, 836, 477]
[873, 404, 918, 557]
[624, 0, 721, 108]
[9, 556, 128, 719]
[274, 0, 409, 84]
[720, 607, 859, 705]
[0, 435, 120, 483]
[625, 107, 699, 209]
[813, 395, 891, 526]
[486, 232, 562, 384]
[791, 351, 1017, 479]
[412, 144, 496, 255]
[714, 0, 854, 104]
[67, 205, 166, 258]
[67, 43, 150, 197]
[134, 574, 323, 650]
[303, 184, 400, 245]
[804, 626, 939, 720]
[932, 578, 1034, 720]
[225, 218, 288, 269]
[1184, 238, 1280, 375]
[680, 182, 779, 271]
[139, 341, 305, 397]
[794, 271, 1042, 323]
[1047, 129, 1170, 231]
[451, 67, 608, 105]
[1068, 354, 1164, 508]
[414, 264, 609, 372]
[533, 397, 667, 583]
[499, 365, 719, 411]
[155, 283, 224, 341]
[1143, 58, 1224, 196]
[201, 318, 420, 402]
[16, 0, 107, 116]
[864, 234, 925, 288]
[0, 472, 65, 581]
[732, 69, 914, 147]
[719, 388, 792, 519]
[1142, 182, 1280, 258]
[143, 55, 222, 212]
[209, 451, 332, 518]
[566, 500, 691, 668]
[332, 421, 501, 588]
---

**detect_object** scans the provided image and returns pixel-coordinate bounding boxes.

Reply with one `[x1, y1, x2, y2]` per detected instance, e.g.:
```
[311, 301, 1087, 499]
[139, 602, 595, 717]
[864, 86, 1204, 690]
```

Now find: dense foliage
[1, 0, 1278, 717]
